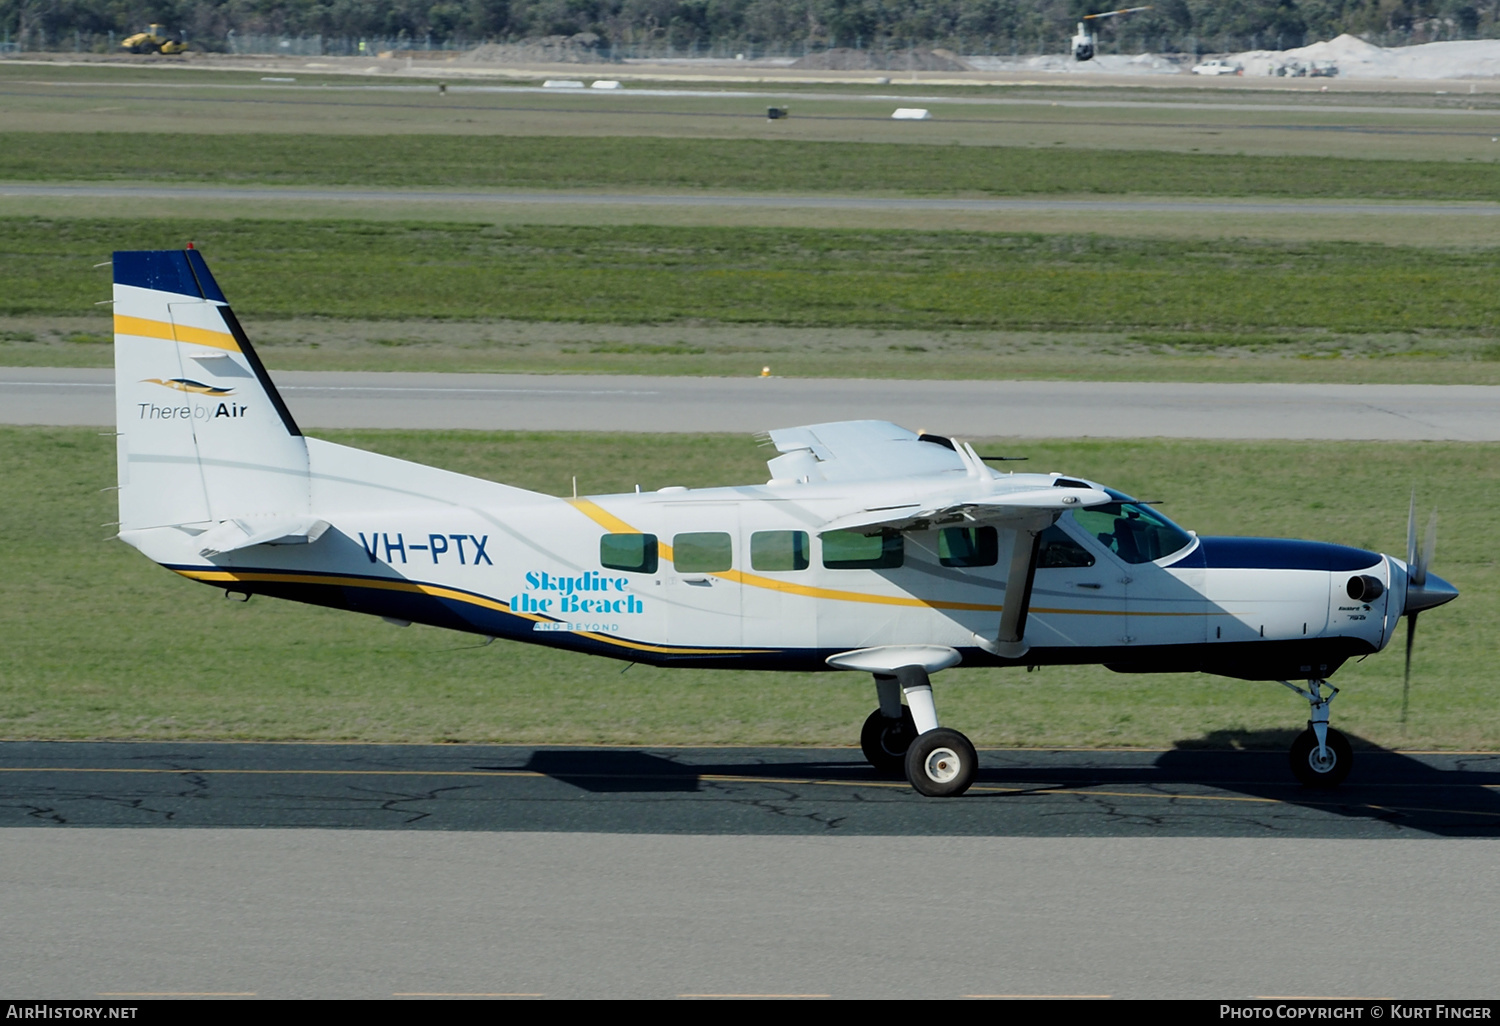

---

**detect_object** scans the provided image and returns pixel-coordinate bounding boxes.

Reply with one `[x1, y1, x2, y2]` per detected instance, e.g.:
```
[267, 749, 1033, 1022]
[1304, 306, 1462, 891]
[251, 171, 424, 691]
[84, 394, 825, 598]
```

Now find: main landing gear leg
[860, 673, 916, 776]
[897, 665, 977, 798]
[1279, 678, 1352, 788]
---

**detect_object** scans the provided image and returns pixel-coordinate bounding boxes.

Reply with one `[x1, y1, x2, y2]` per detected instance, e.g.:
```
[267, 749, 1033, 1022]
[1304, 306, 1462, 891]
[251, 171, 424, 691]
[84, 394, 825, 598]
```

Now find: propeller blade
[1418, 510, 1438, 588]
[1406, 491, 1417, 575]
[1401, 610, 1418, 731]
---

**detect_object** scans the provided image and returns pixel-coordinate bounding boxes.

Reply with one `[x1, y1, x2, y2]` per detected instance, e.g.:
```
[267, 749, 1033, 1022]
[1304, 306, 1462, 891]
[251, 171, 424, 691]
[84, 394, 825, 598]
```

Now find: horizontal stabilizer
[196, 515, 331, 557]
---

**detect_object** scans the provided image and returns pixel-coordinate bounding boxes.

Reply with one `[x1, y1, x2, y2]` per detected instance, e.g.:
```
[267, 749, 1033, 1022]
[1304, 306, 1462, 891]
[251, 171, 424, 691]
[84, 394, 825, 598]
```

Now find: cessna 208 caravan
[111, 249, 1458, 797]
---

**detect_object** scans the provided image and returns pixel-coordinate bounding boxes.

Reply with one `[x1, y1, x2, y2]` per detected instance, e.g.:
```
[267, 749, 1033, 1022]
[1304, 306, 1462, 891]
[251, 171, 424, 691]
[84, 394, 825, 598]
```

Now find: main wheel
[860, 707, 917, 776]
[1289, 727, 1353, 788]
[905, 727, 978, 797]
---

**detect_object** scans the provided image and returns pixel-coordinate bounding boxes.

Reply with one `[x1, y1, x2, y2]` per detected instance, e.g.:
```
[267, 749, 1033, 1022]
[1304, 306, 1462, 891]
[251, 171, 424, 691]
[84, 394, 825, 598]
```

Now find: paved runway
[7, 367, 1500, 439]
[3, 742, 1498, 998]
[5, 182, 1499, 216]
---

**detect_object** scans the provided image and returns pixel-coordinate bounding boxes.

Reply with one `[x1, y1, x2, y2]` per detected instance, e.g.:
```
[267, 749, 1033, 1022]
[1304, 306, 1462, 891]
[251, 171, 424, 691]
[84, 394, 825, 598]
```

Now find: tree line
[5, 0, 1497, 54]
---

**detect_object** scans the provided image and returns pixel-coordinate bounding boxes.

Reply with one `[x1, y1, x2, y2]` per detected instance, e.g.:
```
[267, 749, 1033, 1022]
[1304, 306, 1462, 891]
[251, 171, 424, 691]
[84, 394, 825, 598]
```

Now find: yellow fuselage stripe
[114, 313, 240, 353]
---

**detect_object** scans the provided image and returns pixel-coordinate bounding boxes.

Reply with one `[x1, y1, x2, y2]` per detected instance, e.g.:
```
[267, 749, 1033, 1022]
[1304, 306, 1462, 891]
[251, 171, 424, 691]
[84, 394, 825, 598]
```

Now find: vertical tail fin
[113, 249, 310, 532]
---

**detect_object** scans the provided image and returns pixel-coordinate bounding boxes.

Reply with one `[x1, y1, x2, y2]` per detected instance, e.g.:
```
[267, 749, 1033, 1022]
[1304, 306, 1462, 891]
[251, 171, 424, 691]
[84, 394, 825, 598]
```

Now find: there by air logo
[137, 402, 249, 420]
[515, 570, 645, 615]
[138, 378, 245, 420]
[358, 532, 493, 566]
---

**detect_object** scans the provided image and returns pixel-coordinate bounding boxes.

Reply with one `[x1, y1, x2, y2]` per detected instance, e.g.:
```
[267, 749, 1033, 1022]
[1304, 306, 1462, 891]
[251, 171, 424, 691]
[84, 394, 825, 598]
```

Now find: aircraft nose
[1405, 570, 1459, 616]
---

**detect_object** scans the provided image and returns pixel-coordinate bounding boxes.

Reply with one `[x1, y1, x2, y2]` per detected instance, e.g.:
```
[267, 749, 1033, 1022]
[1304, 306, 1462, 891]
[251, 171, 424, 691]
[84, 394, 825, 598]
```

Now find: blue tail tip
[113, 249, 226, 303]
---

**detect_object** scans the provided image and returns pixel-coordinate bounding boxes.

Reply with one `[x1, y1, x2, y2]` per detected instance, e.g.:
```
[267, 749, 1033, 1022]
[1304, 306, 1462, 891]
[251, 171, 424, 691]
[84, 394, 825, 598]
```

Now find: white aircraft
[1072, 6, 1153, 61]
[111, 249, 1458, 797]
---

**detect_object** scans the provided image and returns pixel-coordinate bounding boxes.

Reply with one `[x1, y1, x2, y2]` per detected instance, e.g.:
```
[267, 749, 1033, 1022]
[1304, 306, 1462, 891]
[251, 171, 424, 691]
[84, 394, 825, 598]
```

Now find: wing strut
[987, 528, 1043, 660]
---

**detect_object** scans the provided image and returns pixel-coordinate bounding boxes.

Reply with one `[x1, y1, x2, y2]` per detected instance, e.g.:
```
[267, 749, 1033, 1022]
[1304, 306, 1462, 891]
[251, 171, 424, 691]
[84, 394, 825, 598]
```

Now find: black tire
[1289, 727, 1353, 788]
[860, 707, 917, 776]
[905, 727, 978, 797]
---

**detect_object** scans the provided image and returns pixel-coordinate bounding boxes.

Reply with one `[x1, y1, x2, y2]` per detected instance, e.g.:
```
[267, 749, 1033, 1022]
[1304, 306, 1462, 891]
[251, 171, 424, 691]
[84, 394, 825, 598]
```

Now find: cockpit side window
[1037, 523, 1095, 568]
[1070, 503, 1192, 565]
[938, 526, 998, 567]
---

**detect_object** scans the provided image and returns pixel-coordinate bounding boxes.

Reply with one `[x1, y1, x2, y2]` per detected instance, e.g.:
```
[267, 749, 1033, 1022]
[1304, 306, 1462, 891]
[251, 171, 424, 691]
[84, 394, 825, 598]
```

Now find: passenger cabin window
[938, 526, 998, 567]
[600, 533, 658, 574]
[1037, 524, 1095, 568]
[822, 529, 903, 570]
[751, 530, 809, 571]
[673, 532, 733, 573]
[1070, 503, 1192, 564]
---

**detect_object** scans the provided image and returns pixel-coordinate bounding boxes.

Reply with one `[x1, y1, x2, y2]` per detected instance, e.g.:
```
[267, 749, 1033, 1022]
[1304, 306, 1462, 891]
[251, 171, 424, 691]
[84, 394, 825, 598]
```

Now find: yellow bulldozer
[121, 25, 188, 54]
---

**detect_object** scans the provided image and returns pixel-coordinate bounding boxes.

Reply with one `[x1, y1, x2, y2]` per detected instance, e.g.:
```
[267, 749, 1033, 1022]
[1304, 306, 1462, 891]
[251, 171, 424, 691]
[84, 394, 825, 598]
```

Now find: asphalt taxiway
[3, 742, 1498, 999]
[4, 740, 1500, 836]
[5, 182, 1500, 217]
[7, 367, 1500, 440]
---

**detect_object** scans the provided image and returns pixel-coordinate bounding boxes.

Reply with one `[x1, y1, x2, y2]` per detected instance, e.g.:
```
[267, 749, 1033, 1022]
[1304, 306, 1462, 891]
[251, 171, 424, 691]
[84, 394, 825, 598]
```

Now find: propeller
[1400, 494, 1451, 732]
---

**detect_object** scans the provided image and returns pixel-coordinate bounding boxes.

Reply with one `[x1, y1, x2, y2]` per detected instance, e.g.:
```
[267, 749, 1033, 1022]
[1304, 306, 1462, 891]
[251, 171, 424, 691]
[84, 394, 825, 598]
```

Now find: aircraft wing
[765, 421, 969, 484]
[819, 484, 1110, 535]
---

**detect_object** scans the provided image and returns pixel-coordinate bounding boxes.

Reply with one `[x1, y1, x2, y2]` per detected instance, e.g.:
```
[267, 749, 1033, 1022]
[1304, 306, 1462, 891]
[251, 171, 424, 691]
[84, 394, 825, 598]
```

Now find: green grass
[6, 132, 1500, 199]
[7, 218, 1500, 340]
[2, 426, 1494, 750]
[17, 314, 1500, 384]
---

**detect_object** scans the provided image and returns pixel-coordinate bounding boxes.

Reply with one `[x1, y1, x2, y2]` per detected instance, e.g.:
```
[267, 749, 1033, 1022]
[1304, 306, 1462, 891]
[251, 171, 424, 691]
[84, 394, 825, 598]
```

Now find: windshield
[1070, 502, 1193, 564]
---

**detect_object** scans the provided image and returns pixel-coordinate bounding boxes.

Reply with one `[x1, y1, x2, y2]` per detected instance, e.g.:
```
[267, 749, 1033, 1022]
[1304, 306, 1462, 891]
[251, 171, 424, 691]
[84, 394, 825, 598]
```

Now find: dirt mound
[790, 47, 971, 71]
[1232, 34, 1500, 79]
[460, 34, 613, 64]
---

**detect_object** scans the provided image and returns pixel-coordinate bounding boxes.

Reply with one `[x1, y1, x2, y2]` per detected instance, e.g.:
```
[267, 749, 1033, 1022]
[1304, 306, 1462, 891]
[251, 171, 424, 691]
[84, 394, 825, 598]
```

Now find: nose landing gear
[1280, 678, 1352, 788]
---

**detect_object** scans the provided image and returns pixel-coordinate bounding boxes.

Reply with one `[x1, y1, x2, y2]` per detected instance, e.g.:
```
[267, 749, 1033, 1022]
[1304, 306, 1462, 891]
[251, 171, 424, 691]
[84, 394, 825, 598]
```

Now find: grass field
[8, 215, 1497, 382]
[11, 313, 1499, 385]
[2, 426, 1493, 751]
[3, 62, 1497, 162]
[6, 217, 1499, 333]
[6, 131, 1500, 199]
[3, 64, 1498, 385]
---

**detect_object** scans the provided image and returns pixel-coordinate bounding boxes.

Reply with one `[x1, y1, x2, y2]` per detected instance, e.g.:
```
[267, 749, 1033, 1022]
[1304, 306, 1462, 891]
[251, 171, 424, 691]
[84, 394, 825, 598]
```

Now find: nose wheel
[1289, 726, 1352, 788]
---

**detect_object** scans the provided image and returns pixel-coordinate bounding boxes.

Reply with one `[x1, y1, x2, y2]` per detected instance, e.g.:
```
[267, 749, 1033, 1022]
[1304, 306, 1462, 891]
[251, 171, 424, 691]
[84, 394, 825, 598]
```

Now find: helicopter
[1072, 6, 1153, 61]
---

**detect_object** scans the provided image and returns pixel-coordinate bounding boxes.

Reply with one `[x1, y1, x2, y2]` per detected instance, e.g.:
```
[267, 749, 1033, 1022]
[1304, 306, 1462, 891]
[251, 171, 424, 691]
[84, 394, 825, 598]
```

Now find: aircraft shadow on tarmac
[507, 733, 1500, 838]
